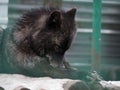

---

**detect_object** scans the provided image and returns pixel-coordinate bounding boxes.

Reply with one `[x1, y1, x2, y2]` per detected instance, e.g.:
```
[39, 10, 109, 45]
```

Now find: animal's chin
[50, 62, 64, 68]
[45, 53, 64, 68]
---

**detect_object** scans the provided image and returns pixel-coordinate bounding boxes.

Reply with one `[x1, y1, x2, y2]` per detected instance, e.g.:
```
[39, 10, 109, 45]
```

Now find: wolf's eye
[55, 45, 60, 51]
[54, 45, 64, 54]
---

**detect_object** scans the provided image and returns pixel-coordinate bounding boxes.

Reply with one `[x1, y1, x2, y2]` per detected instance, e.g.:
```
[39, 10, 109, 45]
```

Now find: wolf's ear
[48, 10, 61, 28]
[66, 8, 76, 19]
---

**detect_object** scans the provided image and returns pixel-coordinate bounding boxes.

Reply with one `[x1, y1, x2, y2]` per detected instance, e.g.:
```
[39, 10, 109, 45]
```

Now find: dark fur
[4, 7, 77, 76]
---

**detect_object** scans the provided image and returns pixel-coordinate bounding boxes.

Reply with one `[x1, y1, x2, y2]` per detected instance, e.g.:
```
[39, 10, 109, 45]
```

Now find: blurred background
[0, 0, 120, 80]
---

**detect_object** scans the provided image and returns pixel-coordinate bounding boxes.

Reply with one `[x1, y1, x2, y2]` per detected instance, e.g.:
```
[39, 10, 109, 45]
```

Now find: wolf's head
[13, 7, 76, 67]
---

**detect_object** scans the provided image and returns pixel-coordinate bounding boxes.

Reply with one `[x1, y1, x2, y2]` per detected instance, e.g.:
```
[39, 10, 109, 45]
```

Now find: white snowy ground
[0, 74, 80, 90]
[0, 74, 120, 90]
[100, 81, 120, 90]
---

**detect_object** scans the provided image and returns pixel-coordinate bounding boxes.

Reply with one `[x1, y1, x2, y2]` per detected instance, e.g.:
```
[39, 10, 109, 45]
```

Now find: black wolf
[0, 7, 77, 77]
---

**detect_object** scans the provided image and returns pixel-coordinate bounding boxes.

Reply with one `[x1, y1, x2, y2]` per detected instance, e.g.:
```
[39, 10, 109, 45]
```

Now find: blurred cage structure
[0, 0, 120, 80]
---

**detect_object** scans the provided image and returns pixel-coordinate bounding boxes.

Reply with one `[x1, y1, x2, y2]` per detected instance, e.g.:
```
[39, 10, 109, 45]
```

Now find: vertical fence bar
[0, 0, 9, 72]
[92, 0, 102, 71]
[0, 0, 8, 29]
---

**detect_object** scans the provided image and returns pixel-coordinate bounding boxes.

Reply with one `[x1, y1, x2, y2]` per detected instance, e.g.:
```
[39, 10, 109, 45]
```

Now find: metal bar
[92, 0, 102, 71]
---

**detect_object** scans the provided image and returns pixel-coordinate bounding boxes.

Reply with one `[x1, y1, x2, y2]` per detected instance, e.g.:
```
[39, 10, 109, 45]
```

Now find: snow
[0, 74, 77, 90]
[100, 81, 120, 90]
